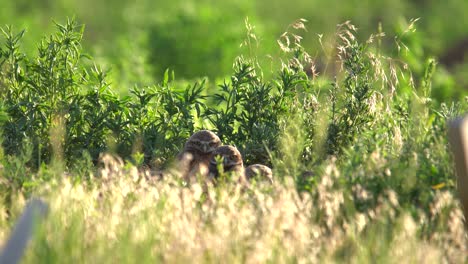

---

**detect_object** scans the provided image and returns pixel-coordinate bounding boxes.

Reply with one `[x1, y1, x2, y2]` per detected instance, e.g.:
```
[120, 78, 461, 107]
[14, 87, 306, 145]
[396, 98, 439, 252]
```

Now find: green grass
[0, 15, 467, 263]
[1, 0, 467, 99]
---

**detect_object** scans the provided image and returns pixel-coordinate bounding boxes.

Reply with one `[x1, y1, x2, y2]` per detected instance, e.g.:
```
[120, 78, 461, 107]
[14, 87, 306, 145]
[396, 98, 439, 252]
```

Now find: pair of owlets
[178, 130, 273, 183]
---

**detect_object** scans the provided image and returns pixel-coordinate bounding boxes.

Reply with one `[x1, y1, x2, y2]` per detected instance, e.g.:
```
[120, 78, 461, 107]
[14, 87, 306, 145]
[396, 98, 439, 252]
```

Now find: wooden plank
[448, 115, 468, 225]
[0, 199, 48, 264]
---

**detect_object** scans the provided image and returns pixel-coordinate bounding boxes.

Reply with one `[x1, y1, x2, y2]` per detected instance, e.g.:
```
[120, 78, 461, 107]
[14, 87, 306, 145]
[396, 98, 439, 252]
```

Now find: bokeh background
[1, 0, 467, 100]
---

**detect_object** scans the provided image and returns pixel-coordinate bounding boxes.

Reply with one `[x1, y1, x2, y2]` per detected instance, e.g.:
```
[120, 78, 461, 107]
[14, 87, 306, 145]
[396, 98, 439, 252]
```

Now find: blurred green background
[1, 0, 467, 100]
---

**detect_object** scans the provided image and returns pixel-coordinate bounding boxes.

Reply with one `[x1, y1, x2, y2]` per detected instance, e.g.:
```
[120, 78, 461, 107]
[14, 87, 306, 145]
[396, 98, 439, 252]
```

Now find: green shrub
[0, 20, 206, 169]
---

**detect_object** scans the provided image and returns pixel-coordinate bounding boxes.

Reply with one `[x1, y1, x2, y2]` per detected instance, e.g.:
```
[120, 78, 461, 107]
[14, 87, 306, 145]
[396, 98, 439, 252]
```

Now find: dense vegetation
[1, 0, 467, 98]
[0, 1, 467, 262]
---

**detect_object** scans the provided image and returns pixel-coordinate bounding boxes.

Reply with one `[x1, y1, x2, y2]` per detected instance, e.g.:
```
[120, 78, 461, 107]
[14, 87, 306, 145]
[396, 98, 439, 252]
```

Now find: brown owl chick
[178, 130, 222, 180]
[208, 145, 244, 180]
[244, 164, 273, 184]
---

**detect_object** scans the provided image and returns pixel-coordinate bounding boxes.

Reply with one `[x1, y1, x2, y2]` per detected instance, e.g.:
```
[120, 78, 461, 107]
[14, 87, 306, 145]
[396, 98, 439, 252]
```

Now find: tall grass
[0, 154, 462, 263]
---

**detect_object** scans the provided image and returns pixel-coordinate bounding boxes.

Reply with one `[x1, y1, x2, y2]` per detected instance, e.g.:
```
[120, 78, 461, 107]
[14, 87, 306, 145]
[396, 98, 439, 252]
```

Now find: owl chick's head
[245, 164, 273, 184]
[184, 130, 221, 154]
[209, 145, 243, 178]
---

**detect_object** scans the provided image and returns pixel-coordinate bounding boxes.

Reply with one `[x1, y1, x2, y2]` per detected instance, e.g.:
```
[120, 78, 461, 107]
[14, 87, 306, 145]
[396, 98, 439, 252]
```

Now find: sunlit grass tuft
[0, 154, 459, 262]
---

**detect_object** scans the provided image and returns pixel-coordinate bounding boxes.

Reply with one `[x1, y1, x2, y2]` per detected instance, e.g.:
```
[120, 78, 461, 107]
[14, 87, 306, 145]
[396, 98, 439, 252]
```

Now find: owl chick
[178, 130, 222, 180]
[208, 145, 244, 180]
[244, 164, 273, 184]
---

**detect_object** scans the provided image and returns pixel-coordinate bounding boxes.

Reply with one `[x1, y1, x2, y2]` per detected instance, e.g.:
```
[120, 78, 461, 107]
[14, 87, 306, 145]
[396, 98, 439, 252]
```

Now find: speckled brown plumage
[178, 130, 221, 180]
[208, 145, 244, 180]
[244, 164, 273, 184]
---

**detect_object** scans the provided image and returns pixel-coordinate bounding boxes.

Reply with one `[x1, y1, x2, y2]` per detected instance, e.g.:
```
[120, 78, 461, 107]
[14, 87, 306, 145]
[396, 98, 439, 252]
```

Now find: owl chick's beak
[202, 143, 209, 153]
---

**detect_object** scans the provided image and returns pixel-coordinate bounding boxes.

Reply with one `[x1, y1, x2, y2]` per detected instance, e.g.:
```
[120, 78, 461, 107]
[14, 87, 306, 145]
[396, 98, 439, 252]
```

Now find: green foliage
[0, 20, 207, 169]
[1, 0, 467, 99]
[325, 41, 375, 156]
[125, 75, 206, 165]
[1, 20, 86, 166]
[203, 56, 302, 165]
[144, 0, 256, 79]
[0, 19, 321, 171]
